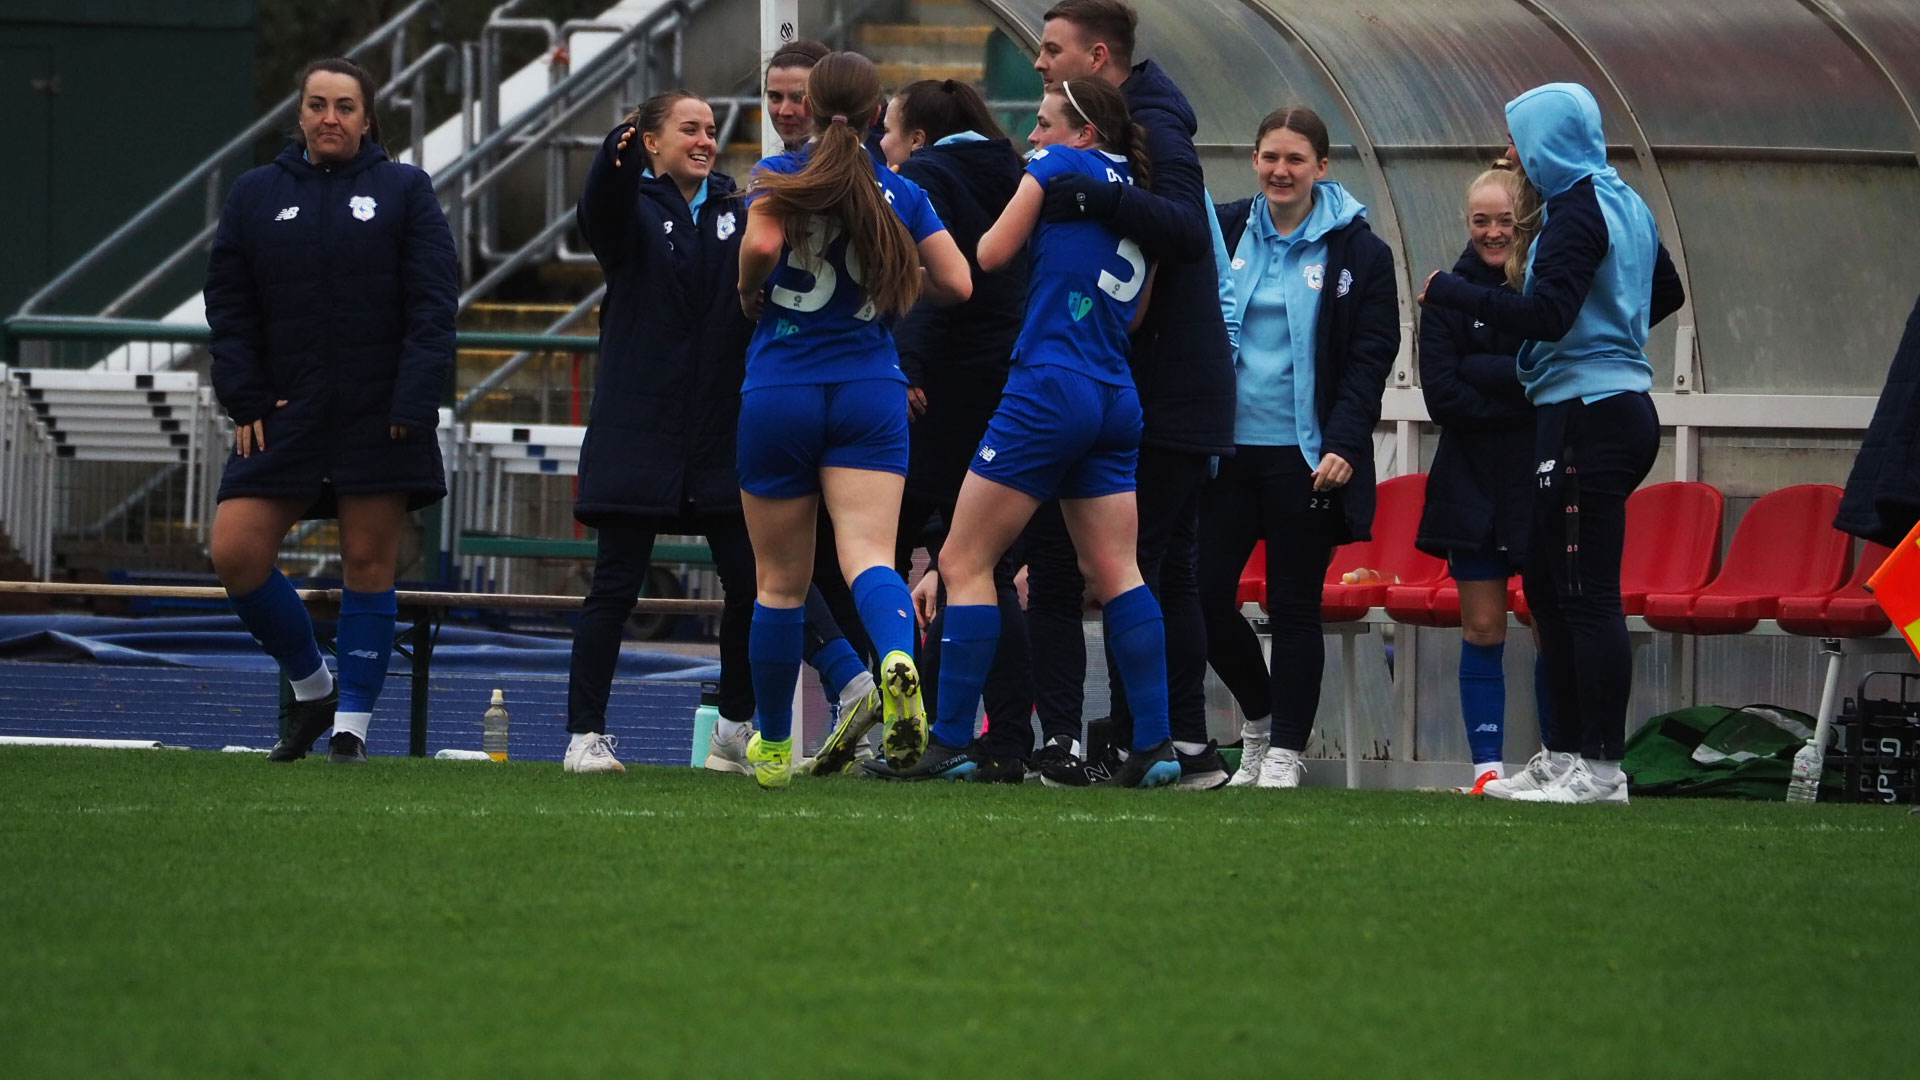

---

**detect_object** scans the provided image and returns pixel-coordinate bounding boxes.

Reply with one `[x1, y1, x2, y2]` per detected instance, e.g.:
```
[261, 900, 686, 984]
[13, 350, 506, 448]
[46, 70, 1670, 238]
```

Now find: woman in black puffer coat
[1414, 166, 1540, 791]
[562, 91, 761, 774]
[206, 58, 456, 764]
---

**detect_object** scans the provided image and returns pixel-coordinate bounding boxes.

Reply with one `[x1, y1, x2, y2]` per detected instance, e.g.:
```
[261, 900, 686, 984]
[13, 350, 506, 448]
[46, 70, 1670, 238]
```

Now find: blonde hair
[1467, 167, 1540, 292]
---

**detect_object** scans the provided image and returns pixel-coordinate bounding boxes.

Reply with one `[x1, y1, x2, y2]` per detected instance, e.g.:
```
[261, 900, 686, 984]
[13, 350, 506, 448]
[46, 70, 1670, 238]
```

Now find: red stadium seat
[1777, 542, 1893, 637]
[1322, 474, 1447, 624]
[1237, 541, 1267, 607]
[1642, 485, 1851, 634]
[1385, 574, 1522, 628]
[1515, 480, 1723, 626]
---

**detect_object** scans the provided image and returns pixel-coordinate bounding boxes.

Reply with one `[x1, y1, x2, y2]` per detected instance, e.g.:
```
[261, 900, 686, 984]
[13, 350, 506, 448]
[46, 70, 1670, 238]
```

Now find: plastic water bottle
[1786, 740, 1823, 804]
[689, 681, 721, 767]
[482, 689, 511, 762]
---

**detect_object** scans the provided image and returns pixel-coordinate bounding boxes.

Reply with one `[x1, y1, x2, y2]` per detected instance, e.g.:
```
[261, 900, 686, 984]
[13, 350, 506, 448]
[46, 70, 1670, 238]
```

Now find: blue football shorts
[737, 379, 910, 498]
[970, 363, 1141, 501]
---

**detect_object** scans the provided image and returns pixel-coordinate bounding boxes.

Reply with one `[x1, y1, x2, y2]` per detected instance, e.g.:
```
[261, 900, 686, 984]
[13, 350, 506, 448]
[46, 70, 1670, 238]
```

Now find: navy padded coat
[1414, 245, 1533, 564]
[206, 140, 456, 516]
[1838, 293, 1920, 546]
[1218, 196, 1400, 544]
[573, 124, 754, 524]
[893, 136, 1027, 506]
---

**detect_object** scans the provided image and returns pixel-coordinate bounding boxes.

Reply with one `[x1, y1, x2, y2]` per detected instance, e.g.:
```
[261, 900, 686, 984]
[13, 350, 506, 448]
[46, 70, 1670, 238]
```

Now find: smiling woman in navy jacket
[205, 58, 456, 765]
[563, 91, 760, 775]
[1422, 83, 1684, 805]
[1415, 167, 1540, 793]
[1203, 106, 1399, 791]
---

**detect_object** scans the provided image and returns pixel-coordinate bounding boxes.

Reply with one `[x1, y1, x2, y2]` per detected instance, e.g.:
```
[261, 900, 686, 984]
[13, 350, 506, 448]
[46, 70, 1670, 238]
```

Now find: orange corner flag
[1866, 519, 1920, 663]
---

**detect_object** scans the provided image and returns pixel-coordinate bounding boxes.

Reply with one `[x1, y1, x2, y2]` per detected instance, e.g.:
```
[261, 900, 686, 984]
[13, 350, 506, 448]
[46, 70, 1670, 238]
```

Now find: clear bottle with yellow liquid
[482, 688, 511, 761]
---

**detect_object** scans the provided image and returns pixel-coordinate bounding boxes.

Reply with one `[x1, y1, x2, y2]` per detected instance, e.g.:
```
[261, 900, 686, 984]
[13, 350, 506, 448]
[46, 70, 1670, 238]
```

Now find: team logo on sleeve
[1067, 291, 1094, 322]
[349, 196, 377, 221]
[717, 211, 737, 240]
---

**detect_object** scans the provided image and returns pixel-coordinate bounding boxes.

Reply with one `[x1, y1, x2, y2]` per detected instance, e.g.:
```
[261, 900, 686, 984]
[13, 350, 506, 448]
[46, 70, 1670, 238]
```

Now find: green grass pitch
[1, 747, 1915, 1078]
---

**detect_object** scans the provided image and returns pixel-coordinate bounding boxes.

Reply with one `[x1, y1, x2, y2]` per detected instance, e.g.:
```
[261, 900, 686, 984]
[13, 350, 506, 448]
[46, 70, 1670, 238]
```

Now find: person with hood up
[1021, 0, 1239, 790]
[205, 57, 456, 765]
[1414, 166, 1546, 794]
[1421, 82, 1684, 805]
[1203, 105, 1400, 790]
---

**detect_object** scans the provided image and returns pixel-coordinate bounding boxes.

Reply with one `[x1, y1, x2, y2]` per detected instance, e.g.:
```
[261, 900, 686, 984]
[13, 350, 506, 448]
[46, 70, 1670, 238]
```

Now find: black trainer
[1101, 740, 1181, 788]
[1175, 740, 1230, 790]
[328, 731, 368, 765]
[266, 688, 338, 762]
[1026, 735, 1077, 782]
[966, 742, 1027, 784]
[1039, 743, 1121, 788]
[861, 739, 976, 781]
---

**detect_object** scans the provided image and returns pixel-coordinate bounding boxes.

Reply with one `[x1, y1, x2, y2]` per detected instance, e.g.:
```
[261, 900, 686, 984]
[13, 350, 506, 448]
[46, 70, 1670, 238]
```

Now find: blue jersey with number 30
[743, 151, 946, 391]
[1012, 147, 1144, 386]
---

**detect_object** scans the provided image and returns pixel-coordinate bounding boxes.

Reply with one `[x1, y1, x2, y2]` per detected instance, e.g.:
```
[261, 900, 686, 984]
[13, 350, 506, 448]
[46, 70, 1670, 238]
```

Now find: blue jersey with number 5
[1013, 147, 1144, 386]
[743, 151, 946, 391]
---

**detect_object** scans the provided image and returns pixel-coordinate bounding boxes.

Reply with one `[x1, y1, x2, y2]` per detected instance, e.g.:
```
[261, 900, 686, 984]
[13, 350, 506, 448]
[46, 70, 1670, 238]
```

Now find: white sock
[569, 731, 602, 749]
[290, 665, 334, 702]
[1587, 758, 1624, 784]
[332, 711, 371, 741]
[1173, 740, 1209, 757]
[1242, 719, 1272, 739]
[837, 670, 876, 711]
[1473, 761, 1504, 780]
[715, 718, 751, 742]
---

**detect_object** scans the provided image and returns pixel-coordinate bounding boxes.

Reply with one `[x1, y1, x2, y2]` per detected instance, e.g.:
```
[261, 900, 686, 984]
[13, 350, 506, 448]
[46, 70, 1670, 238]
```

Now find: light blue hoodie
[1506, 83, 1661, 404]
[1223, 180, 1367, 459]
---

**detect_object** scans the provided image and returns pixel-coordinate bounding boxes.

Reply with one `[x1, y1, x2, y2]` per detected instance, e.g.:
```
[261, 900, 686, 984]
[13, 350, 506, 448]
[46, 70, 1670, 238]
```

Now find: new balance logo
[978, 446, 997, 462]
[347, 649, 381, 660]
[1472, 724, 1500, 733]
[274, 206, 299, 221]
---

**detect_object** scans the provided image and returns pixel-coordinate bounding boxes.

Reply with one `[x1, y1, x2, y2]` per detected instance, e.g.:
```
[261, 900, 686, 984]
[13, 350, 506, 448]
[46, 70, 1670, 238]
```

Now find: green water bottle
[690, 681, 721, 767]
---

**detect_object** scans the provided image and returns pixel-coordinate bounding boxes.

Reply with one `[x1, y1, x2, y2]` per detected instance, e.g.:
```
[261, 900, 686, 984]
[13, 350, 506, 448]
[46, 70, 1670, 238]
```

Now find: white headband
[1060, 81, 1107, 145]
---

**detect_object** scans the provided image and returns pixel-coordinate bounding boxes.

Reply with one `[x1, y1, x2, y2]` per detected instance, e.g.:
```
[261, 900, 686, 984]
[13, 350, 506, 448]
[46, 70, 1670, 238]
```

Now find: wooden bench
[0, 581, 721, 758]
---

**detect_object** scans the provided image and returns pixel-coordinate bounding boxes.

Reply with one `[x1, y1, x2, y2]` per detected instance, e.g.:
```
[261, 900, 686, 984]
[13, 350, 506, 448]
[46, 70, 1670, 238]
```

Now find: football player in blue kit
[869, 77, 1179, 788]
[733, 51, 973, 789]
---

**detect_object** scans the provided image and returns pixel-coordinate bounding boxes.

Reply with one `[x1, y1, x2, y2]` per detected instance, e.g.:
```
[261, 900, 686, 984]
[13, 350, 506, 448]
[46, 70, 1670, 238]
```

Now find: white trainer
[1482, 749, 1574, 800]
[1228, 726, 1270, 788]
[563, 732, 625, 774]
[1508, 757, 1630, 804]
[704, 725, 753, 775]
[1256, 746, 1305, 789]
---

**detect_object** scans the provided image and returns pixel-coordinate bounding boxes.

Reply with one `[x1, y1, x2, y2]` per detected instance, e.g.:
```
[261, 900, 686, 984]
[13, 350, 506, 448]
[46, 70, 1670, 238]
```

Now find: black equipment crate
[1831, 672, 1920, 804]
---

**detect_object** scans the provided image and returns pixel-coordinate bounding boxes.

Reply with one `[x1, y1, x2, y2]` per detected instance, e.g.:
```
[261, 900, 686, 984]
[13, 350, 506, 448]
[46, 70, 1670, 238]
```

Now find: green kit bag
[1623, 704, 1834, 800]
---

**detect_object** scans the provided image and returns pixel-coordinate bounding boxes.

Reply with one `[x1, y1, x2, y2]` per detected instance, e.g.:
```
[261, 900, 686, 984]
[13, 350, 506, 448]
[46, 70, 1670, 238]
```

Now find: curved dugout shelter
[978, 0, 1920, 405]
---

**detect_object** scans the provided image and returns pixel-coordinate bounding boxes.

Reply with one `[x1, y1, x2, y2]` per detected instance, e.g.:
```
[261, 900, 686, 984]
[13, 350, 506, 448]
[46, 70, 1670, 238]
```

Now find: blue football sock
[749, 602, 806, 743]
[1104, 586, 1170, 750]
[1459, 640, 1506, 766]
[229, 569, 327, 693]
[850, 566, 915, 662]
[335, 588, 397, 716]
[809, 636, 865, 702]
[1533, 653, 1557, 750]
[932, 604, 999, 750]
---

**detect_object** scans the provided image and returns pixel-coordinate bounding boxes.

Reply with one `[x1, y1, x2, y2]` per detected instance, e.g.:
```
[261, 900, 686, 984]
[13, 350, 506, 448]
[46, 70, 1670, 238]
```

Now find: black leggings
[568, 513, 757, 732]
[1524, 392, 1658, 761]
[1197, 446, 1339, 753]
[1022, 445, 1211, 748]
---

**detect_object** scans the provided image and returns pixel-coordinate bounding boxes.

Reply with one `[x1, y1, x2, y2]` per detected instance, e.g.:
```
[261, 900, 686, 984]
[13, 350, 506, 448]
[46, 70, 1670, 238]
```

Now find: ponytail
[1056, 78, 1149, 190]
[750, 53, 921, 319]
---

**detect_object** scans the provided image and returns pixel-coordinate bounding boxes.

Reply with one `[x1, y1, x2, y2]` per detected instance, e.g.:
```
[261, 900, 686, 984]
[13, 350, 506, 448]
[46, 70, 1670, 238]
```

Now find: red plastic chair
[1515, 480, 1723, 625]
[1322, 474, 1447, 624]
[1236, 541, 1267, 608]
[1777, 542, 1893, 637]
[1642, 485, 1851, 634]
